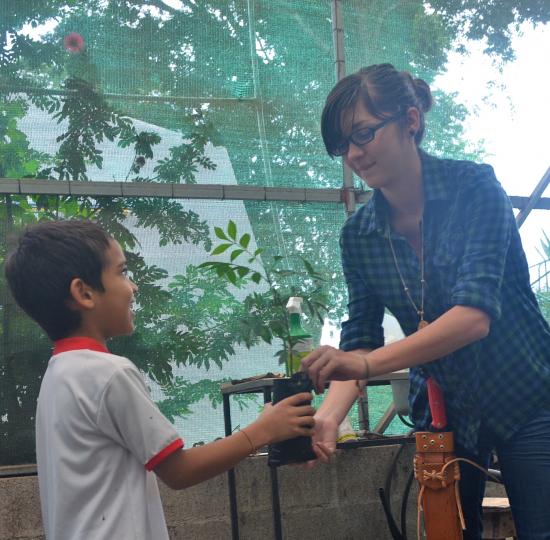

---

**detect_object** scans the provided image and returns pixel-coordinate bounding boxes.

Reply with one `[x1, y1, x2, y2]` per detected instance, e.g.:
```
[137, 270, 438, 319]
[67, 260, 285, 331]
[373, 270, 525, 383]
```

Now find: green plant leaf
[236, 266, 250, 278]
[251, 272, 262, 284]
[258, 324, 273, 343]
[227, 220, 237, 240]
[225, 267, 237, 285]
[230, 248, 244, 262]
[302, 258, 315, 275]
[214, 226, 228, 240]
[212, 243, 232, 255]
[239, 233, 250, 249]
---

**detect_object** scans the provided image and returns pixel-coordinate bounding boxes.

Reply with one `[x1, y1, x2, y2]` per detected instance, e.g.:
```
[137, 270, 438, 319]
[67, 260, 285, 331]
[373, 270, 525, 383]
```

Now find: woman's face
[341, 99, 416, 189]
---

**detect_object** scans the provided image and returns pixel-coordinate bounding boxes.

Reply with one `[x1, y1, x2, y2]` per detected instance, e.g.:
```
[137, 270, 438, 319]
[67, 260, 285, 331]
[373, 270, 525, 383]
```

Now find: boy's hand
[252, 392, 315, 446]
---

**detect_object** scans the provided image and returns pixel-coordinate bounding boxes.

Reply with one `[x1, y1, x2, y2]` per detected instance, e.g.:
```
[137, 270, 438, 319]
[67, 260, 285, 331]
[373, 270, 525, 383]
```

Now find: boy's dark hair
[321, 63, 433, 157]
[4, 220, 112, 341]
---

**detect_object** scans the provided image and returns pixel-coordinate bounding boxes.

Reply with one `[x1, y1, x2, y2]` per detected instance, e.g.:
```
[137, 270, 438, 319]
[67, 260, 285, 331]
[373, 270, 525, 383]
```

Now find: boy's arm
[154, 425, 263, 490]
[154, 392, 315, 490]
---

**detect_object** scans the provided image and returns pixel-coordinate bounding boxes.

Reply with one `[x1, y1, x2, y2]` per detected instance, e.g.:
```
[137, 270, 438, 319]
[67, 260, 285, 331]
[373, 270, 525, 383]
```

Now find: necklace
[388, 220, 428, 331]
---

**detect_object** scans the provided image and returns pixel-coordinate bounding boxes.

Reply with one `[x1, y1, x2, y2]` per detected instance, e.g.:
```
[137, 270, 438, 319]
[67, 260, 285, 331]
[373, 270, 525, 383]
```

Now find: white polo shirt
[36, 337, 184, 540]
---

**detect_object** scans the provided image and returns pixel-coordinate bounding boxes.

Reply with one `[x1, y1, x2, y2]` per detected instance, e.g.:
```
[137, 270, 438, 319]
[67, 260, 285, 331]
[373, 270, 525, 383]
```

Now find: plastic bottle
[285, 296, 357, 442]
[336, 415, 357, 443]
[286, 296, 314, 376]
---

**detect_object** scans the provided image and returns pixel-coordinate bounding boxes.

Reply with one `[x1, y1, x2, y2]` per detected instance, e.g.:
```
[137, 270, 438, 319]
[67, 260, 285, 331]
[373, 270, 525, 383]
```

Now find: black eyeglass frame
[331, 113, 405, 157]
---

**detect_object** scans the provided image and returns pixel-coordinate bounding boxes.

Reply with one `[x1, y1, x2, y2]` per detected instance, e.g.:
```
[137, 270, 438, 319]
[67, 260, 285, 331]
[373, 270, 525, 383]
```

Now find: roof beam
[1, 178, 549, 211]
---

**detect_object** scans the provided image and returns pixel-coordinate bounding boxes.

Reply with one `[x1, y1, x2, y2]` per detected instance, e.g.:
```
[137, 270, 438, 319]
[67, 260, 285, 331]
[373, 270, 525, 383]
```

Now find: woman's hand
[300, 345, 368, 394]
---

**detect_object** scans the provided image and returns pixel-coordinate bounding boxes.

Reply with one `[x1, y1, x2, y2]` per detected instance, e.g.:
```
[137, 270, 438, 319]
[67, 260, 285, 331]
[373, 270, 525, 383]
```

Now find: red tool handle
[427, 377, 447, 430]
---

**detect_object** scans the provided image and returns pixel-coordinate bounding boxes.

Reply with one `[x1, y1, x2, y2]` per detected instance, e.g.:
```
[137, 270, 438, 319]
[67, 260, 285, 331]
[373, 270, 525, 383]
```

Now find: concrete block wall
[1, 443, 420, 540]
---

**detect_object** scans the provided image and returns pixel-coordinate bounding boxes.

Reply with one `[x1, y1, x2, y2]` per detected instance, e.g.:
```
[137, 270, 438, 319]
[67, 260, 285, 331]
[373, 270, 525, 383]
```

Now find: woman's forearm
[315, 380, 359, 423]
[302, 306, 489, 395]
[367, 305, 490, 377]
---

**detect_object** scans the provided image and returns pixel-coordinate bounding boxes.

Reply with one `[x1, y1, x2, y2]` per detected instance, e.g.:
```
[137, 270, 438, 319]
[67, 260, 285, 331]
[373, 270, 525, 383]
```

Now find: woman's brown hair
[321, 63, 433, 157]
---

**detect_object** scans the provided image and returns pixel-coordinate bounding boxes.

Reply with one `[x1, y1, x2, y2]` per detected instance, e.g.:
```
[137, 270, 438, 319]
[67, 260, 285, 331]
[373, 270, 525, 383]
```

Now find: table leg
[357, 387, 370, 432]
[263, 388, 283, 539]
[270, 465, 283, 540]
[223, 394, 239, 540]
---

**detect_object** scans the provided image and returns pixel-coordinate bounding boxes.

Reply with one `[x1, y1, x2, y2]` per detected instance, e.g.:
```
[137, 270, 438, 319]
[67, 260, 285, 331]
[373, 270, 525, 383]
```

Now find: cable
[398, 414, 415, 428]
[379, 429, 415, 540]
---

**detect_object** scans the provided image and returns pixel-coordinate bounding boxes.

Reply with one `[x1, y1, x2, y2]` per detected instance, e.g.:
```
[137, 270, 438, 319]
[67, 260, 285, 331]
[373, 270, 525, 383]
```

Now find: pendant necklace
[388, 220, 429, 331]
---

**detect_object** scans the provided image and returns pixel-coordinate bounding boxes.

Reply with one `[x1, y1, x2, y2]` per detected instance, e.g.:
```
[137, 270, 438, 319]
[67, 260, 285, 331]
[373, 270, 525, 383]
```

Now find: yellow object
[336, 432, 357, 443]
[337, 415, 357, 443]
[289, 348, 311, 376]
[286, 297, 313, 376]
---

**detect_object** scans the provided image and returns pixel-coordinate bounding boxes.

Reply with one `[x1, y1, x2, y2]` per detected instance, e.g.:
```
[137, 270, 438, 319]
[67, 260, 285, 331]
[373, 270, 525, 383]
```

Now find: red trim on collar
[53, 337, 109, 356]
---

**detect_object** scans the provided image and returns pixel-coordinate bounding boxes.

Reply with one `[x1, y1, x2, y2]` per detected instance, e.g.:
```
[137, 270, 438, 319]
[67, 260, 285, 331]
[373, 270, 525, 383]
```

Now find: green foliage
[531, 231, 550, 289]
[536, 291, 550, 322]
[531, 231, 550, 322]
[2, 0, 549, 459]
[0, 11, 227, 461]
[429, 1, 550, 61]
[0, 100, 46, 179]
[157, 377, 257, 423]
[199, 220, 329, 370]
[536, 231, 550, 263]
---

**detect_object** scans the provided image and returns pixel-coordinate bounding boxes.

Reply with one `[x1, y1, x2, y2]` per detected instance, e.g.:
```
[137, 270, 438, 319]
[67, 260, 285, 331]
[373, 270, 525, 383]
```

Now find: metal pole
[516, 165, 550, 229]
[222, 394, 240, 540]
[331, 0, 355, 217]
[332, 0, 369, 434]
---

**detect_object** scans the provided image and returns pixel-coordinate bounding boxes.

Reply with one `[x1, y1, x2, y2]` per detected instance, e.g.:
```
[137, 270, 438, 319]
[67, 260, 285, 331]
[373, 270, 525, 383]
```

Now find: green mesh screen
[1, 1, 550, 465]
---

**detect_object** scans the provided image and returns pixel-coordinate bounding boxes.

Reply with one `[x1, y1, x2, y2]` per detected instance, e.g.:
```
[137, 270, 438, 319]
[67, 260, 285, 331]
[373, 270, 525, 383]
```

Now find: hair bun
[413, 78, 433, 113]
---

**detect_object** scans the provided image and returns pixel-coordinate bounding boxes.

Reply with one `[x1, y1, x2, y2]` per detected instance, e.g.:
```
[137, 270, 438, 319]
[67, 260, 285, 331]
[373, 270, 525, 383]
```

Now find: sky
[433, 21, 550, 270]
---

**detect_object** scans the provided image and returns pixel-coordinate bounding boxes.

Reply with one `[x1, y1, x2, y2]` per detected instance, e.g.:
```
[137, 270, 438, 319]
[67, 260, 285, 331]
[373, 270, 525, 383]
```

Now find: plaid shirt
[339, 151, 550, 454]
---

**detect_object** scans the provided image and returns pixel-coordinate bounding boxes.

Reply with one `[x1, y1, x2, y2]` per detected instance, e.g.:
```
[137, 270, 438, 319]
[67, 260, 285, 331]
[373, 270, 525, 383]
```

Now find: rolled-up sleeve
[450, 165, 514, 321]
[339, 228, 385, 351]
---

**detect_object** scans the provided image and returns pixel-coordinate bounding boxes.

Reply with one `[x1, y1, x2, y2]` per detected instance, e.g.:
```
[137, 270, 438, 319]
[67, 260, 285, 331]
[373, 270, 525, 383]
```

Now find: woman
[302, 63, 550, 540]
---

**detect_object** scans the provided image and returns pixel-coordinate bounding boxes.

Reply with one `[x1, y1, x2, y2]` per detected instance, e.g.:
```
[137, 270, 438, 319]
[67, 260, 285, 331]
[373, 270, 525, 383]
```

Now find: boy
[5, 219, 315, 540]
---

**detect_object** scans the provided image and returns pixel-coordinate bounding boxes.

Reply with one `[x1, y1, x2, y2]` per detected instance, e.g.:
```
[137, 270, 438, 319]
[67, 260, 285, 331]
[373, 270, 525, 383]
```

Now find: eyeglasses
[332, 114, 403, 156]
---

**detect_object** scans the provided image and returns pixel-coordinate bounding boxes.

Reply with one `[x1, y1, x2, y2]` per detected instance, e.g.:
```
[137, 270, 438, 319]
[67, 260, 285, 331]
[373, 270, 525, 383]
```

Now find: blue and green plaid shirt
[339, 151, 550, 454]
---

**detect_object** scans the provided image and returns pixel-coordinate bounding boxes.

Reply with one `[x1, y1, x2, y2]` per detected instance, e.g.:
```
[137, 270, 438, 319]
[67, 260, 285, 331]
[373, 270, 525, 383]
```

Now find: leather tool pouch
[414, 431, 463, 540]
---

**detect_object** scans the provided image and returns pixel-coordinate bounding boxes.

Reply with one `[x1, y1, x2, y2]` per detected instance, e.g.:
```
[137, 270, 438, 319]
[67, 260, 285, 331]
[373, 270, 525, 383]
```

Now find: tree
[2, 0, 548, 462]
[428, 1, 550, 60]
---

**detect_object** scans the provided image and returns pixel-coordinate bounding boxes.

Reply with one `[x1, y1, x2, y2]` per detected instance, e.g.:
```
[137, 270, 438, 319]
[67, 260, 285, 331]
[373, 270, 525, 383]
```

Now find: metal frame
[0, 178, 341, 202]
[516, 166, 550, 228]
[331, 0, 356, 217]
[221, 372, 412, 540]
[2, 178, 549, 212]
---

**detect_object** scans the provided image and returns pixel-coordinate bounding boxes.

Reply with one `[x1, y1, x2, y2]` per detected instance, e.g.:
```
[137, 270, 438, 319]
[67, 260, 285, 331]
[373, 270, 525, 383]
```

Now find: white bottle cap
[286, 296, 303, 313]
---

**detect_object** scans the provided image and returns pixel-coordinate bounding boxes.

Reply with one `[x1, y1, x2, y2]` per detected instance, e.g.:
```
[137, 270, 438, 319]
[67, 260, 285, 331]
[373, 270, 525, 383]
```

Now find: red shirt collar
[53, 337, 109, 356]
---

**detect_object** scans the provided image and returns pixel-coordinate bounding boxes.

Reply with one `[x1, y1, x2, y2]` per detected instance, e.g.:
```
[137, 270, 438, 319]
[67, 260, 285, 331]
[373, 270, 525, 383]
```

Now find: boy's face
[94, 239, 138, 339]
